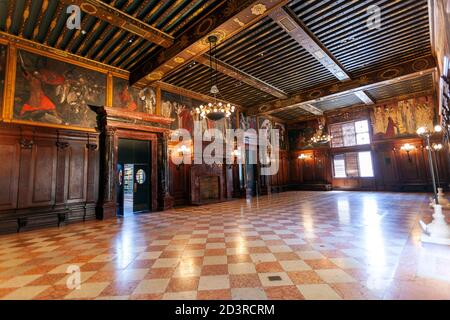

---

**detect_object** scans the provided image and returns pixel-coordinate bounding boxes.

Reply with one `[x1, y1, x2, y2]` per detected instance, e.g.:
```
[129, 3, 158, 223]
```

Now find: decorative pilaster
[96, 126, 117, 219]
[157, 132, 174, 210]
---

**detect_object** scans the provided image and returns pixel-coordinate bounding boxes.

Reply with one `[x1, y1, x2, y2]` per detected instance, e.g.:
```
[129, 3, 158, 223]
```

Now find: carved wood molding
[194, 54, 288, 99]
[249, 55, 437, 116]
[129, 0, 290, 85]
[61, 0, 174, 48]
[0, 31, 128, 76]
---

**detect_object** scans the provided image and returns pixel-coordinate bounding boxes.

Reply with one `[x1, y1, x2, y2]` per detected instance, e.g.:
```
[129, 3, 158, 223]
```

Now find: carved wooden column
[158, 132, 174, 210]
[96, 126, 117, 219]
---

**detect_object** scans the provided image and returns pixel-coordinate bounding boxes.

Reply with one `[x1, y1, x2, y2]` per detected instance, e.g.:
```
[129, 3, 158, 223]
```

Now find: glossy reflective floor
[0, 191, 449, 300]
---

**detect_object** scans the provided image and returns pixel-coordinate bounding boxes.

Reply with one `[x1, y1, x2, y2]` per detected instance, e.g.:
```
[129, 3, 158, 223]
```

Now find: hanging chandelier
[196, 35, 236, 121]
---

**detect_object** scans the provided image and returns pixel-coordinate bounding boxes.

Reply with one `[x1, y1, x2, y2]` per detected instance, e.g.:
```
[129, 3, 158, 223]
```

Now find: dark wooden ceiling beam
[193, 54, 288, 99]
[60, 0, 174, 48]
[248, 55, 436, 115]
[269, 6, 351, 82]
[129, 0, 290, 85]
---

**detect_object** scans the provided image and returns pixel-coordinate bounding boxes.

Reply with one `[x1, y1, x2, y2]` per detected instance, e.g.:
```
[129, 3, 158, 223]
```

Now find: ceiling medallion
[80, 3, 97, 14]
[173, 57, 185, 64]
[380, 68, 400, 79]
[196, 35, 236, 121]
[412, 59, 429, 71]
[259, 105, 271, 112]
[146, 71, 164, 81]
[251, 4, 267, 15]
[201, 30, 226, 46]
[309, 90, 322, 99]
[195, 17, 214, 36]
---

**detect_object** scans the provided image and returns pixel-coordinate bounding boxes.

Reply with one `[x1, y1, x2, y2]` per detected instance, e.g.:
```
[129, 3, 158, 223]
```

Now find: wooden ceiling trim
[168, 0, 223, 36]
[156, 81, 241, 110]
[0, 30, 129, 76]
[354, 91, 375, 105]
[129, 0, 290, 85]
[163, 0, 207, 34]
[100, 0, 152, 64]
[269, 6, 350, 82]
[106, 1, 164, 66]
[247, 55, 436, 115]
[60, 0, 174, 48]
[18, 0, 32, 37]
[44, 1, 65, 45]
[5, 0, 17, 32]
[194, 54, 288, 99]
[152, 0, 185, 29]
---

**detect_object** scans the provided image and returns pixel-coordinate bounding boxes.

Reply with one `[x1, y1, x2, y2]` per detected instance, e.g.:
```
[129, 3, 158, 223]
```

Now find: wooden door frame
[113, 129, 158, 213]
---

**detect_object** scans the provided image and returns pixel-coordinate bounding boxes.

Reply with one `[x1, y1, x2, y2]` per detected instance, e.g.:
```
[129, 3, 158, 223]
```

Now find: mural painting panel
[112, 77, 156, 114]
[13, 49, 105, 129]
[371, 96, 435, 139]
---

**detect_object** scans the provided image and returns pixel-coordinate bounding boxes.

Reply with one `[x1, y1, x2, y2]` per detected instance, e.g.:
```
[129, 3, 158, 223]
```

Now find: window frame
[329, 119, 372, 149]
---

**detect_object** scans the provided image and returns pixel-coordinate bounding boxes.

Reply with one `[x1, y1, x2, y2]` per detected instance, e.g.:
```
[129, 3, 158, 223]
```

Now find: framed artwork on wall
[12, 49, 106, 130]
[371, 96, 435, 140]
[112, 77, 156, 114]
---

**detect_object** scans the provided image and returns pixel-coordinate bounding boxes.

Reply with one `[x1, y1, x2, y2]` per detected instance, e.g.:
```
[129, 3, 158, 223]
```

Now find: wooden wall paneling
[66, 140, 88, 204]
[0, 136, 20, 210]
[18, 135, 57, 209]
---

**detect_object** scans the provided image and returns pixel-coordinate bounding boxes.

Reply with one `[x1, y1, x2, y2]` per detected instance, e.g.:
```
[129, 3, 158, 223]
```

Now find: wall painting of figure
[13, 49, 105, 129]
[371, 96, 435, 140]
[112, 77, 156, 114]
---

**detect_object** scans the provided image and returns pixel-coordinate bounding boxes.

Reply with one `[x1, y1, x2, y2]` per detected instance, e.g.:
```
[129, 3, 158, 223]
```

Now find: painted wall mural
[288, 117, 327, 150]
[239, 112, 257, 130]
[112, 77, 156, 114]
[371, 96, 435, 139]
[161, 90, 235, 135]
[13, 49, 105, 128]
[0, 45, 6, 112]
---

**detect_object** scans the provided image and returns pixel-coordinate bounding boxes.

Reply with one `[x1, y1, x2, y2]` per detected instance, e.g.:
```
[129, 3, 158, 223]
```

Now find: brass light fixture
[196, 35, 236, 121]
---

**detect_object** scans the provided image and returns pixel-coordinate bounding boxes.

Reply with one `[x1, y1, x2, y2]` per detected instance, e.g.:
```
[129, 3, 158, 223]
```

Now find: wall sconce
[432, 143, 443, 151]
[400, 143, 415, 162]
[227, 149, 241, 169]
[174, 144, 190, 170]
[298, 154, 309, 160]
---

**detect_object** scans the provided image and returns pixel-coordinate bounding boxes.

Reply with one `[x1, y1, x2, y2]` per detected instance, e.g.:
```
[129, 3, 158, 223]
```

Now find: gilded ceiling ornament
[329, 84, 340, 93]
[251, 4, 267, 15]
[259, 105, 270, 112]
[146, 71, 164, 81]
[233, 18, 245, 27]
[81, 3, 97, 14]
[358, 75, 369, 85]
[174, 57, 185, 64]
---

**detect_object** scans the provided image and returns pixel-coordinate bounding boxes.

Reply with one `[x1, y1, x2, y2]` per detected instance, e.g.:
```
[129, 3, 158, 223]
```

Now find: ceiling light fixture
[196, 35, 236, 121]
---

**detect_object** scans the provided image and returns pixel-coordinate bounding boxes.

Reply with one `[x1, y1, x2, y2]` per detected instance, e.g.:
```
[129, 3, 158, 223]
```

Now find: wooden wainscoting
[0, 123, 99, 233]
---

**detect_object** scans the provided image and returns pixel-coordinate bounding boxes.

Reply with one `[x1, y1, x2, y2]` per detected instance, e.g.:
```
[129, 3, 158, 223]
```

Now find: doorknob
[133, 183, 137, 193]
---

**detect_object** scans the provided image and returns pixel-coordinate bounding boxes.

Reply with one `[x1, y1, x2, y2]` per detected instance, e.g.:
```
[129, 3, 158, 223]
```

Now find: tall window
[330, 120, 371, 148]
[333, 151, 374, 178]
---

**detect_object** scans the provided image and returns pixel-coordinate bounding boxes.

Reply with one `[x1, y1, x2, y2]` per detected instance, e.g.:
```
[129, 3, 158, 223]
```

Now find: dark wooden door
[133, 164, 150, 212]
[117, 163, 124, 216]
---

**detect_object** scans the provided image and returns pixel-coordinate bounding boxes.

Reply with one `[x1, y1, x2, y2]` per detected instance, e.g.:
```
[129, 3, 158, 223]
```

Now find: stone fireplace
[190, 164, 225, 205]
[199, 176, 220, 202]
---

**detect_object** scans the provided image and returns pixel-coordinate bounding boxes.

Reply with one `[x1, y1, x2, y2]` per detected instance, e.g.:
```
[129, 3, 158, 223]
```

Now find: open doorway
[117, 138, 151, 216]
